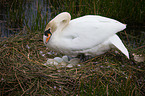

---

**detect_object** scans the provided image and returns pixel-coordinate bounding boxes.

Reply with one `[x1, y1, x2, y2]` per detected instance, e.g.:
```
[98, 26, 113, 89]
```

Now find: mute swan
[43, 12, 129, 59]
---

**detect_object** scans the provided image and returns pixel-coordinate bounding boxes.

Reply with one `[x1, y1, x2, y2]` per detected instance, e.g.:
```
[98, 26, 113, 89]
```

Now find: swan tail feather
[110, 34, 129, 59]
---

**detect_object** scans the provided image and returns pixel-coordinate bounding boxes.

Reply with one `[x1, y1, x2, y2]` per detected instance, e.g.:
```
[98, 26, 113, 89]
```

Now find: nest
[0, 29, 145, 95]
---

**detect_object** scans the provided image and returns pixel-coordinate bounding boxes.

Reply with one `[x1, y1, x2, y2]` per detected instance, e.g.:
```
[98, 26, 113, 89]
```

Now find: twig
[15, 72, 25, 92]
[135, 45, 145, 50]
[6, 47, 44, 66]
[128, 65, 145, 72]
[106, 84, 108, 96]
[131, 85, 136, 96]
[124, 30, 130, 45]
[5, 84, 19, 93]
[21, 80, 36, 96]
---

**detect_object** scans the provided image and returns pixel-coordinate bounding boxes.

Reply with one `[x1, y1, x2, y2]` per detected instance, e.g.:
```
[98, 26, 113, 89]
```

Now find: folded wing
[59, 15, 126, 51]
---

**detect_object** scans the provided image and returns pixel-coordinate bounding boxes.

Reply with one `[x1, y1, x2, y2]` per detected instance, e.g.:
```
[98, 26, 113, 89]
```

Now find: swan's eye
[62, 20, 67, 23]
[44, 28, 52, 43]
[44, 28, 52, 36]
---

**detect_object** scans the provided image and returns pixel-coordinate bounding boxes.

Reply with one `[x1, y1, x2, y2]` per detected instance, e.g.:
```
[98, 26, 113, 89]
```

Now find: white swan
[43, 12, 129, 59]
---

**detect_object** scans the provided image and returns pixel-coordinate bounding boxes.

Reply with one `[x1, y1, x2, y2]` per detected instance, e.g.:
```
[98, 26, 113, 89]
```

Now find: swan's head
[43, 12, 71, 44]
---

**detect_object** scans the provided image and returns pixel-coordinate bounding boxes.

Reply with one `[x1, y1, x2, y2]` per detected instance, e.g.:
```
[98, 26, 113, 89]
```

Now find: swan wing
[109, 35, 129, 58]
[58, 15, 126, 51]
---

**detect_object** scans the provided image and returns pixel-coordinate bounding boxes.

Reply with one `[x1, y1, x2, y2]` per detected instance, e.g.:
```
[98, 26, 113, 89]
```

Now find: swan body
[43, 12, 129, 59]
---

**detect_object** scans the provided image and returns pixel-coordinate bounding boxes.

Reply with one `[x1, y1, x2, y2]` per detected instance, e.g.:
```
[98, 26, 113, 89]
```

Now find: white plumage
[43, 12, 129, 59]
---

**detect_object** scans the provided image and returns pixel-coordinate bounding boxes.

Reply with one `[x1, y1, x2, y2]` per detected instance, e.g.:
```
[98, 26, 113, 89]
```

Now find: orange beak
[46, 33, 51, 43]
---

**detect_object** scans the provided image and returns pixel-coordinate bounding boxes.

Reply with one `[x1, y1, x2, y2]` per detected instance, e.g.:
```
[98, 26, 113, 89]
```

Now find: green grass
[2, 0, 144, 33]
[0, 0, 145, 95]
[49, 0, 144, 26]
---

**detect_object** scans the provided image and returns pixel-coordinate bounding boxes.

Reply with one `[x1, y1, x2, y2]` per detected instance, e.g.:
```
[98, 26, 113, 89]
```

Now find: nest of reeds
[0, 29, 145, 96]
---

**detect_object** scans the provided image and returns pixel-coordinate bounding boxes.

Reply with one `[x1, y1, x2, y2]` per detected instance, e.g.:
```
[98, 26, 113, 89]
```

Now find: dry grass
[0, 0, 145, 95]
[0, 28, 145, 96]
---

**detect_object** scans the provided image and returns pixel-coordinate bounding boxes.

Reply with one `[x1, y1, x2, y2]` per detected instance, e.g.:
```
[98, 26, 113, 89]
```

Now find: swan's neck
[54, 12, 71, 31]
[45, 12, 71, 35]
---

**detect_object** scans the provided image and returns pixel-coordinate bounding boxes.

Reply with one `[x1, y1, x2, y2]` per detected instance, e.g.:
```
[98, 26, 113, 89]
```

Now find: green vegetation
[50, 0, 144, 26]
[0, 0, 145, 95]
